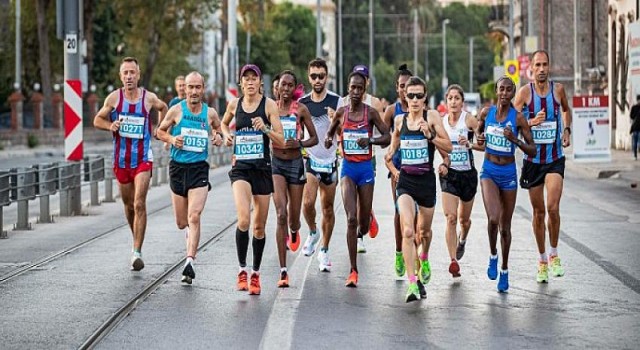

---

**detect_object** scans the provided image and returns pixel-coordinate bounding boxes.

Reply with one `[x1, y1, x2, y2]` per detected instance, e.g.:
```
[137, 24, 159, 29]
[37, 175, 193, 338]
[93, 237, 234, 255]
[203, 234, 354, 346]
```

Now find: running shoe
[277, 271, 289, 288]
[287, 230, 301, 252]
[302, 231, 320, 256]
[418, 259, 431, 285]
[357, 237, 367, 253]
[130, 253, 144, 271]
[449, 260, 461, 278]
[237, 270, 248, 291]
[549, 255, 565, 277]
[249, 272, 261, 295]
[181, 262, 195, 284]
[456, 238, 466, 260]
[318, 250, 332, 272]
[487, 256, 498, 280]
[369, 211, 379, 238]
[497, 270, 509, 292]
[536, 262, 549, 283]
[405, 283, 421, 303]
[345, 270, 358, 288]
[395, 251, 406, 277]
[417, 280, 427, 299]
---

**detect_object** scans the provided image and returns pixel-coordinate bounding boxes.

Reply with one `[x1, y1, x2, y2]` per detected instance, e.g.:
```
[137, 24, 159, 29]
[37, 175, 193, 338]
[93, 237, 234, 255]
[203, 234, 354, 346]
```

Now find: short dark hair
[446, 84, 465, 102]
[348, 71, 367, 83]
[405, 76, 427, 94]
[531, 50, 550, 64]
[279, 70, 297, 85]
[308, 57, 328, 72]
[495, 75, 516, 90]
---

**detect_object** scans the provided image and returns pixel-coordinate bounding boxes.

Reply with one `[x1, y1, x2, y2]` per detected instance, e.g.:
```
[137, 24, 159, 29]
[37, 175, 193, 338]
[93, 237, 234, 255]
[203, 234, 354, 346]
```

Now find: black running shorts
[396, 170, 436, 208]
[228, 167, 274, 195]
[439, 168, 478, 202]
[305, 158, 338, 186]
[520, 157, 565, 189]
[272, 156, 306, 185]
[169, 160, 211, 197]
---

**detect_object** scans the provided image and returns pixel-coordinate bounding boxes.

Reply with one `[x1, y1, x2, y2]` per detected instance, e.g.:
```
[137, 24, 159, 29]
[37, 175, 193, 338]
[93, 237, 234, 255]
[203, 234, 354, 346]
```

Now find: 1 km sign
[572, 95, 610, 162]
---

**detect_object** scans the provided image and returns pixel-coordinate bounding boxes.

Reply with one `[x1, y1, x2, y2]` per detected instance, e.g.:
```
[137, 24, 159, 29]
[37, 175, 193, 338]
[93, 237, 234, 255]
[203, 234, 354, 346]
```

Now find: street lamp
[442, 18, 450, 96]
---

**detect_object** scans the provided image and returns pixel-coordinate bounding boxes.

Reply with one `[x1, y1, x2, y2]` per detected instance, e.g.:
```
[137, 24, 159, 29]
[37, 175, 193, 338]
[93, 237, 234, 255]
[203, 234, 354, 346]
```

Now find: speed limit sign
[66, 34, 78, 54]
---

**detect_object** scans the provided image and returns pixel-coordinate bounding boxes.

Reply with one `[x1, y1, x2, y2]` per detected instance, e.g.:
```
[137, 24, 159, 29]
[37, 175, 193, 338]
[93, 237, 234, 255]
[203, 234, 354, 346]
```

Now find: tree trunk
[84, 0, 94, 85]
[35, 0, 53, 125]
[141, 29, 160, 89]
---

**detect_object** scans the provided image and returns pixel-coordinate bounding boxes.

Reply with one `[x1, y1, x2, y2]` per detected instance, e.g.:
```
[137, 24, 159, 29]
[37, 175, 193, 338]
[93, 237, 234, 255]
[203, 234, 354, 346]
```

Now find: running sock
[357, 230, 364, 239]
[500, 269, 508, 274]
[133, 249, 142, 258]
[235, 228, 249, 268]
[459, 239, 466, 245]
[491, 254, 498, 260]
[419, 253, 428, 261]
[408, 275, 417, 283]
[280, 267, 287, 273]
[539, 253, 548, 263]
[320, 247, 328, 253]
[549, 247, 558, 257]
[186, 256, 195, 266]
[309, 229, 317, 236]
[252, 236, 266, 271]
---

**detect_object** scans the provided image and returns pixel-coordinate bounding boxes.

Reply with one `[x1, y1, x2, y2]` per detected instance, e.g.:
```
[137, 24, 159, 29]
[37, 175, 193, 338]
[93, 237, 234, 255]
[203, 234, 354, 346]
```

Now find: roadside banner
[572, 95, 610, 162]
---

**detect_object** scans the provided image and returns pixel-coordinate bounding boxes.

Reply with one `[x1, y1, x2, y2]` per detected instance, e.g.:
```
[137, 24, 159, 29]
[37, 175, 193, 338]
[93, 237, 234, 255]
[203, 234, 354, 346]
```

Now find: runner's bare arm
[556, 83, 573, 147]
[428, 110, 453, 154]
[325, 107, 344, 149]
[93, 91, 119, 131]
[155, 104, 180, 146]
[514, 111, 537, 157]
[465, 113, 483, 151]
[382, 104, 395, 129]
[385, 117, 402, 163]
[147, 91, 169, 125]
[474, 107, 489, 149]
[513, 83, 531, 112]
[221, 98, 238, 146]
[262, 98, 285, 148]
[208, 107, 223, 146]
[298, 104, 319, 148]
[368, 108, 390, 148]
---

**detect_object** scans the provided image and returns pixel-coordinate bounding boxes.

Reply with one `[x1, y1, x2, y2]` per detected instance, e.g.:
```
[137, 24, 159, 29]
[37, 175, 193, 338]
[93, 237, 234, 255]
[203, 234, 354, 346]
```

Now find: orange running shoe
[277, 271, 289, 288]
[287, 230, 301, 252]
[345, 270, 358, 288]
[449, 259, 461, 278]
[237, 270, 248, 291]
[249, 272, 261, 295]
[369, 211, 379, 239]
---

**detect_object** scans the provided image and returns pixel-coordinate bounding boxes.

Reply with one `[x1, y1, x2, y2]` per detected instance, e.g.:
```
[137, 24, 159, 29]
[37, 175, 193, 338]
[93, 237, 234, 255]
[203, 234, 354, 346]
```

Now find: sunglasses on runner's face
[406, 93, 426, 100]
[309, 73, 326, 80]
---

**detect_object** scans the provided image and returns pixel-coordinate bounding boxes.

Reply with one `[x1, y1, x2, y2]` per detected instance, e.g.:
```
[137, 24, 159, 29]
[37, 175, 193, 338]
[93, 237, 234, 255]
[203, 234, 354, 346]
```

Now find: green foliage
[479, 80, 497, 102]
[27, 134, 39, 148]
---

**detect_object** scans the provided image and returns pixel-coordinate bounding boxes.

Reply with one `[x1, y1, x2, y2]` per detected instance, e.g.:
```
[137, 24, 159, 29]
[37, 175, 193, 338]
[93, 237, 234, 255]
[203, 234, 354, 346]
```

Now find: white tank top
[443, 111, 472, 171]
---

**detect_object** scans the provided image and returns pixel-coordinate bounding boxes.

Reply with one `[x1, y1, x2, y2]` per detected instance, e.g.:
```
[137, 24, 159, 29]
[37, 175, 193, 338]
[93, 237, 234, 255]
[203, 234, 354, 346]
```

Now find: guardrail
[0, 145, 233, 237]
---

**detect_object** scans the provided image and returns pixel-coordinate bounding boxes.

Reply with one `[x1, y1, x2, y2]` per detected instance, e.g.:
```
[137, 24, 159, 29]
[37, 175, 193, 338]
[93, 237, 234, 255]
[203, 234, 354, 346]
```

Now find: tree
[35, 0, 53, 121]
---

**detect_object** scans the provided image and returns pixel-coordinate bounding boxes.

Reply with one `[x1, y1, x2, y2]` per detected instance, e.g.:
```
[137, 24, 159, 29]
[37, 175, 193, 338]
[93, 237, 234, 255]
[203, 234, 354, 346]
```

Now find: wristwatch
[564, 127, 571, 135]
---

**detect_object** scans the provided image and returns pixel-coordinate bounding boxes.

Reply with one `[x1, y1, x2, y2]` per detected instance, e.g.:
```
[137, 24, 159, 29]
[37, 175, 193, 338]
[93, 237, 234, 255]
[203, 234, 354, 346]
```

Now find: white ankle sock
[549, 247, 558, 257]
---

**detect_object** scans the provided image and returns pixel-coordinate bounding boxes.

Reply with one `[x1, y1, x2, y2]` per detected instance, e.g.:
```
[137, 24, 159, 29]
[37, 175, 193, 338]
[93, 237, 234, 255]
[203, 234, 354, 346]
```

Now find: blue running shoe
[498, 270, 509, 292]
[487, 256, 498, 280]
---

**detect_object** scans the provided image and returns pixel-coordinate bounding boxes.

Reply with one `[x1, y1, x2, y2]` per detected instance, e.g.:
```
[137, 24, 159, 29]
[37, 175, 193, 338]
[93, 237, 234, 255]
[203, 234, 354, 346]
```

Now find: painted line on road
[515, 205, 640, 295]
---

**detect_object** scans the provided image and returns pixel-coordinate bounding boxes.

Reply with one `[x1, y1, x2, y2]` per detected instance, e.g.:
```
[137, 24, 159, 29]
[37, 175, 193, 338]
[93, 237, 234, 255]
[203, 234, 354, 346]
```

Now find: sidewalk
[565, 147, 640, 185]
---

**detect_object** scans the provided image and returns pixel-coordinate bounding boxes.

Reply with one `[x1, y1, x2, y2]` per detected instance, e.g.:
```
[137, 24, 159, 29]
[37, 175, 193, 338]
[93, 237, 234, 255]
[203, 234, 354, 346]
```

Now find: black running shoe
[417, 280, 427, 299]
[181, 263, 195, 284]
[456, 241, 466, 261]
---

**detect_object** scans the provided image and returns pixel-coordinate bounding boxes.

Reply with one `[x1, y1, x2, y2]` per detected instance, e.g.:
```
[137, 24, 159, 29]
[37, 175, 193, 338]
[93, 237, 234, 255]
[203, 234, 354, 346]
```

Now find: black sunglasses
[406, 93, 426, 100]
[309, 73, 326, 80]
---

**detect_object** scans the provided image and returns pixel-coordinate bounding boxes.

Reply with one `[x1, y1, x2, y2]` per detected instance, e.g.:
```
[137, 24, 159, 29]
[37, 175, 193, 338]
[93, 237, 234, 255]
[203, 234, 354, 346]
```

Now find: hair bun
[398, 64, 407, 71]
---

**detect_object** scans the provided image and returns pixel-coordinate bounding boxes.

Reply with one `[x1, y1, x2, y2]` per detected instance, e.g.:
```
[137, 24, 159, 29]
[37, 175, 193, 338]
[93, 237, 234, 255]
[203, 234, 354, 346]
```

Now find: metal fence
[0, 145, 233, 238]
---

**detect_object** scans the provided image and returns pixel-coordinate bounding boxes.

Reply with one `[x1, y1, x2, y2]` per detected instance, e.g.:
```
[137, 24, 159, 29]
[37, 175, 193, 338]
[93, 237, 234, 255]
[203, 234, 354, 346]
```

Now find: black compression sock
[252, 236, 266, 271]
[236, 228, 249, 267]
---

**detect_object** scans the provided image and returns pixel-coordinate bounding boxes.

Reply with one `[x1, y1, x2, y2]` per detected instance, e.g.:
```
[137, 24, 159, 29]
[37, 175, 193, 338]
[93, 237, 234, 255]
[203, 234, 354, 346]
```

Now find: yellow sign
[504, 60, 519, 85]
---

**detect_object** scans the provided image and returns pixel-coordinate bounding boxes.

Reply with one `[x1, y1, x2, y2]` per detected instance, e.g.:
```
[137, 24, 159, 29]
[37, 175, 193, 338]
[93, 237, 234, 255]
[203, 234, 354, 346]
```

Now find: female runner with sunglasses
[385, 76, 452, 302]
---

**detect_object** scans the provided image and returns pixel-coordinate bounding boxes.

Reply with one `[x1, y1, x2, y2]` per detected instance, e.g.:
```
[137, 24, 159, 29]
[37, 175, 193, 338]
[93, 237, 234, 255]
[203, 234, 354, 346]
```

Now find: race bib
[531, 121, 557, 144]
[281, 115, 297, 140]
[181, 127, 208, 153]
[486, 125, 512, 153]
[400, 135, 429, 165]
[309, 158, 333, 173]
[342, 129, 369, 155]
[450, 142, 471, 170]
[235, 131, 264, 160]
[119, 114, 145, 139]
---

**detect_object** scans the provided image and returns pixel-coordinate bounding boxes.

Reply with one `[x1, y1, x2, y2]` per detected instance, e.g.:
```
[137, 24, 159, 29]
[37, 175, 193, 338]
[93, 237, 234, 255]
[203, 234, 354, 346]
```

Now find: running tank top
[399, 111, 435, 175]
[110, 88, 153, 169]
[273, 101, 302, 150]
[170, 100, 209, 163]
[233, 96, 271, 169]
[390, 101, 406, 168]
[525, 81, 564, 164]
[340, 105, 372, 162]
[443, 111, 475, 171]
[484, 106, 519, 157]
[299, 91, 341, 171]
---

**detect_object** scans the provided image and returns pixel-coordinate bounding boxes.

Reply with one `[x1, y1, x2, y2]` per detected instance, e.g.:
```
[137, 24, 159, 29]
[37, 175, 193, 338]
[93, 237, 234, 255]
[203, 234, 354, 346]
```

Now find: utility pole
[368, 0, 375, 94]
[469, 37, 474, 92]
[442, 19, 450, 96]
[338, 0, 343, 95]
[228, 0, 238, 90]
[574, 0, 581, 94]
[413, 9, 418, 74]
[15, 0, 21, 90]
[509, 0, 514, 59]
[316, 0, 322, 58]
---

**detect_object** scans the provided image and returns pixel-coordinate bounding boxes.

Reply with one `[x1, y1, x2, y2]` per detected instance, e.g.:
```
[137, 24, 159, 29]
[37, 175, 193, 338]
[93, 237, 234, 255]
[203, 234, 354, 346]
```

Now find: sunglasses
[406, 93, 426, 100]
[309, 73, 326, 80]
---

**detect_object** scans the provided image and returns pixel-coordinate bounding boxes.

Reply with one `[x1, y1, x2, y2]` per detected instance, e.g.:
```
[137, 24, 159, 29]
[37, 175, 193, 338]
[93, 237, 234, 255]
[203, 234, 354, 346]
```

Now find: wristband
[368, 137, 375, 145]
[564, 127, 571, 135]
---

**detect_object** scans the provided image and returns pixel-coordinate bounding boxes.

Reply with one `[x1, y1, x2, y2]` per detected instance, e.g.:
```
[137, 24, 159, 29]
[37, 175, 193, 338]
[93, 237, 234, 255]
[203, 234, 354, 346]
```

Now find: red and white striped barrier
[64, 80, 83, 161]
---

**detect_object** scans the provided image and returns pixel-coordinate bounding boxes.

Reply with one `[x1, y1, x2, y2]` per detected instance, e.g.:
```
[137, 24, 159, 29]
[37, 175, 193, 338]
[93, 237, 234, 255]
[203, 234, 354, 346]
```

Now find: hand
[438, 163, 449, 176]
[391, 170, 400, 182]
[457, 134, 470, 148]
[110, 120, 121, 132]
[285, 139, 300, 149]
[172, 135, 184, 149]
[326, 107, 335, 119]
[531, 110, 546, 126]
[251, 117, 265, 131]
[224, 133, 234, 147]
[324, 136, 333, 149]
[418, 120, 431, 137]
[562, 131, 571, 147]
[211, 133, 223, 147]
[356, 137, 370, 148]
[476, 132, 486, 146]
[503, 126, 516, 142]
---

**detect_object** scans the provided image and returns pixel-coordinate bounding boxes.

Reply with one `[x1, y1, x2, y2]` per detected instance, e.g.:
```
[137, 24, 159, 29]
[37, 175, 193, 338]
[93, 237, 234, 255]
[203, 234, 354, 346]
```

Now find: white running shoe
[357, 237, 367, 253]
[317, 250, 332, 272]
[302, 232, 320, 256]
